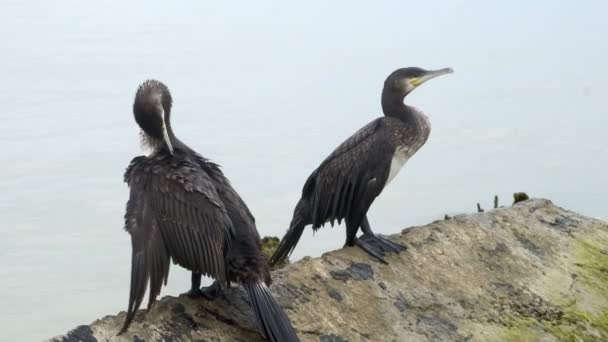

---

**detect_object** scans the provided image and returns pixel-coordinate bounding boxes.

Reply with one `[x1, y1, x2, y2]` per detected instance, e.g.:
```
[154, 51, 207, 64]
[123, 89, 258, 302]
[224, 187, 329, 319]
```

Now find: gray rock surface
[51, 199, 608, 341]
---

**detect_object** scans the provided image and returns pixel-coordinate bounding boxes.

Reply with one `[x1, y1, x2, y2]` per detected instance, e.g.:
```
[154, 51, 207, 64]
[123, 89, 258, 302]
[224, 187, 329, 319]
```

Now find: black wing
[195, 156, 274, 283]
[194, 156, 258, 236]
[304, 118, 397, 228]
[119, 155, 233, 333]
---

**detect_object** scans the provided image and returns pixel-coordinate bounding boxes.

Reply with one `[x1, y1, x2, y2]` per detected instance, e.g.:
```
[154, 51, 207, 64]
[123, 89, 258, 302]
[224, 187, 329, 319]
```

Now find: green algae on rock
[513, 192, 530, 204]
[261, 236, 290, 270]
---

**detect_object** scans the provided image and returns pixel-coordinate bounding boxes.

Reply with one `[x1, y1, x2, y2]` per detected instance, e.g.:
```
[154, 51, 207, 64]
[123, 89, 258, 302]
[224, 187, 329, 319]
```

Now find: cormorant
[269, 67, 453, 265]
[119, 80, 299, 342]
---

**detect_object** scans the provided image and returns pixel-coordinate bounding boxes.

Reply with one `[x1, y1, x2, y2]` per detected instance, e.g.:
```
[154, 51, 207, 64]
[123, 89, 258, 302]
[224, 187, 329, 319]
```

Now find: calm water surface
[1, 1, 607, 340]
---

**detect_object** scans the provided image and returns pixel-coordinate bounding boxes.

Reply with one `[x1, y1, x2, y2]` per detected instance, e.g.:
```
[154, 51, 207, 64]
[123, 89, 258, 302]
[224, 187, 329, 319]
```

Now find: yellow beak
[411, 67, 454, 87]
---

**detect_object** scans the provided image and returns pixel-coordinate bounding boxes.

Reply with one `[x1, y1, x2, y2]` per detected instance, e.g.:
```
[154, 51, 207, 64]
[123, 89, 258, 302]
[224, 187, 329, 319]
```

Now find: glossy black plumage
[269, 67, 452, 266]
[119, 80, 299, 342]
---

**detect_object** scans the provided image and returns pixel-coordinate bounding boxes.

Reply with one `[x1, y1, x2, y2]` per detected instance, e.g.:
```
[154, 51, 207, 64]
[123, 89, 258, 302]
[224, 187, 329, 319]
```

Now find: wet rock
[50, 199, 608, 341]
[319, 334, 346, 342]
[330, 262, 373, 282]
[329, 269, 351, 282]
[327, 287, 343, 302]
[348, 262, 373, 280]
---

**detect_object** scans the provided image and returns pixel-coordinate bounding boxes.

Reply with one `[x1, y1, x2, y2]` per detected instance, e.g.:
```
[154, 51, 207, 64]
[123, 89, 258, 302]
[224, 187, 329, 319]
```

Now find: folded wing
[305, 118, 396, 227]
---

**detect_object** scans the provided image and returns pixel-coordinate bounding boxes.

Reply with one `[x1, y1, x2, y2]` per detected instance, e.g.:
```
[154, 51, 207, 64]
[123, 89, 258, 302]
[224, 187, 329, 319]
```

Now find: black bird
[119, 80, 299, 342]
[269, 67, 453, 265]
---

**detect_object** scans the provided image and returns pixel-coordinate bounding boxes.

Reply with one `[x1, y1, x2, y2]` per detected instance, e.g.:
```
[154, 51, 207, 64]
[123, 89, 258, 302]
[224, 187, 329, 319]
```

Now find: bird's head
[384, 67, 453, 98]
[133, 80, 174, 155]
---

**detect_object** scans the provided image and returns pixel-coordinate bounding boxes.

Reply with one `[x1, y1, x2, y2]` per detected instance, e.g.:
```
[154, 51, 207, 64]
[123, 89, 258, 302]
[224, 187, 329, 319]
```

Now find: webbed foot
[180, 287, 205, 298]
[354, 234, 407, 263]
[200, 280, 224, 300]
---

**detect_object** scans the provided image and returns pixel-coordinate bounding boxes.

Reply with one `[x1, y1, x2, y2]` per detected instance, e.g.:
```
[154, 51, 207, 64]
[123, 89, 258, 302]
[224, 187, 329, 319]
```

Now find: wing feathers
[306, 118, 395, 228]
[120, 155, 233, 334]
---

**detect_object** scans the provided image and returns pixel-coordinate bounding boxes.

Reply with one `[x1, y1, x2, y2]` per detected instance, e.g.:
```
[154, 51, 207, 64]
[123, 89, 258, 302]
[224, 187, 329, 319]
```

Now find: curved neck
[141, 121, 190, 155]
[381, 90, 414, 123]
[164, 123, 190, 152]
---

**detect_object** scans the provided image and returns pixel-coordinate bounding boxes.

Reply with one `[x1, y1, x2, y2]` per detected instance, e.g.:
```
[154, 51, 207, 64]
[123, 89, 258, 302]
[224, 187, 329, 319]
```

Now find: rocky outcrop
[52, 199, 608, 341]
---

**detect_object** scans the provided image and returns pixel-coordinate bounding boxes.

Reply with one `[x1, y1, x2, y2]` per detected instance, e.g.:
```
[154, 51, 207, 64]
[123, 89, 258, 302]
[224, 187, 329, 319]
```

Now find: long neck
[381, 89, 415, 123]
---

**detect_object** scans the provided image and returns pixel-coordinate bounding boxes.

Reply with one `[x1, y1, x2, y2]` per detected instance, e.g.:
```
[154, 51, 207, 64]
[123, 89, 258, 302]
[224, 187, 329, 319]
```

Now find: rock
[50, 199, 608, 341]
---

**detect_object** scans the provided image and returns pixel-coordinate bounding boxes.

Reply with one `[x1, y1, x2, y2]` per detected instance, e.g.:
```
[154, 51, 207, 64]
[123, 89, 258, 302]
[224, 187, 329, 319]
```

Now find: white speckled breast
[386, 107, 431, 185]
[386, 145, 412, 184]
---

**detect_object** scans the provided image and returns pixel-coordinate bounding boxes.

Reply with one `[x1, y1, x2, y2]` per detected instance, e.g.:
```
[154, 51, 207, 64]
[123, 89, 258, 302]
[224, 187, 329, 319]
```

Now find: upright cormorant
[119, 80, 299, 342]
[269, 67, 453, 265]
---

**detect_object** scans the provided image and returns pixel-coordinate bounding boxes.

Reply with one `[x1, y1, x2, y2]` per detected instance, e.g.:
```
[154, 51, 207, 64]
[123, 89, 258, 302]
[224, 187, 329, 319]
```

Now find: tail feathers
[118, 256, 148, 335]
[244, 282, 300, 342]
[118, 237, 170, 335]
[268, 217, 305, 267]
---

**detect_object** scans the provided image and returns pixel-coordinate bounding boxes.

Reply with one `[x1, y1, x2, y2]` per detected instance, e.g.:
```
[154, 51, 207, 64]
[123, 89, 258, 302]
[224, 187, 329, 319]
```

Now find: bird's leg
[200, 280, 225, 300]
[359, 215, 374, 235]
[345, 217, 387, 263]
[344, 221, 359, 247]
[360, 216, 407, 252]
[355, 216, 407, 263]
[181, 272, 204, 298]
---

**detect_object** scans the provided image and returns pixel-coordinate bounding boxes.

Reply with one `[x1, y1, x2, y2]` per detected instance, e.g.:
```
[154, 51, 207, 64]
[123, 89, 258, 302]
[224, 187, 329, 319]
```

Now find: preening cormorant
[119, 80, 299, 342]
[269, 67, 453, 265]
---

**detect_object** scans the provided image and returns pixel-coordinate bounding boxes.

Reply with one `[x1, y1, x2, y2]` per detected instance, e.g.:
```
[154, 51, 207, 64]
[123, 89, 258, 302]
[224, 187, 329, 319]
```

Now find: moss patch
[500, 315, 543, 342]
[545, 309, 607, 342]
[261, 236, 280, 258]
[499, 307, 608, 341]
[574, 239, 608, 294]
[261, 236, 289, 270]
[498, 238, 608, 341]
[513, 192, 530, 204]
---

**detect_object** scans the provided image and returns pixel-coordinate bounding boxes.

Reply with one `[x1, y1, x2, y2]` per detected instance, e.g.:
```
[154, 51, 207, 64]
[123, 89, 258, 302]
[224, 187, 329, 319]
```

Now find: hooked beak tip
[434, 67, 454, 76]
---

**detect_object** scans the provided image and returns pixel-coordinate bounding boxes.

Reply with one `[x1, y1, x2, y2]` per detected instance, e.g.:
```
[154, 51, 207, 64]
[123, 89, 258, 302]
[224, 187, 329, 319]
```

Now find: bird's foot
[200, 281, 224, 300]
[371, 234, 407, 253]
[354, 234, 407, 264]
[180, 287, 205, 299]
